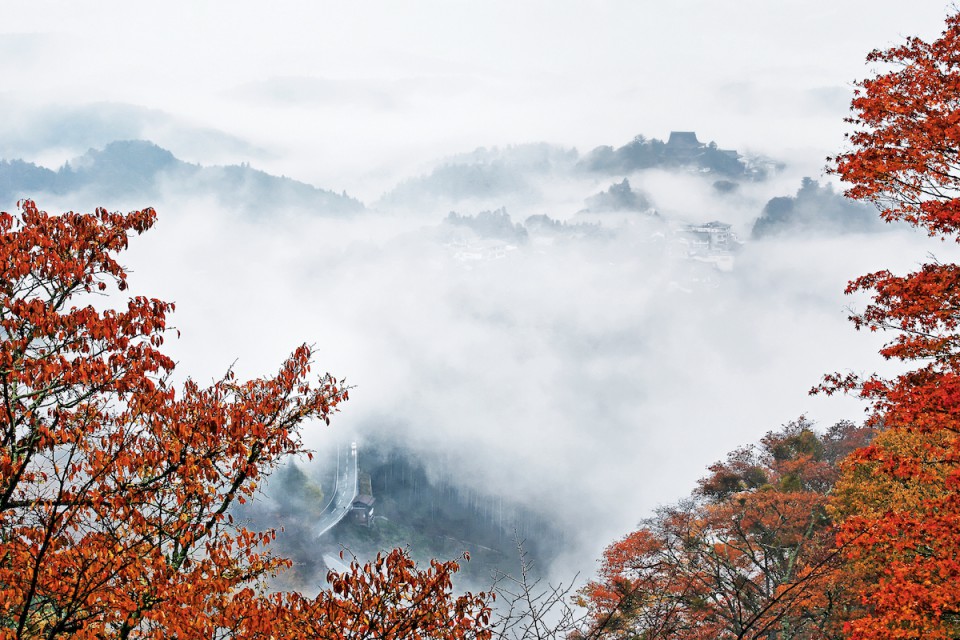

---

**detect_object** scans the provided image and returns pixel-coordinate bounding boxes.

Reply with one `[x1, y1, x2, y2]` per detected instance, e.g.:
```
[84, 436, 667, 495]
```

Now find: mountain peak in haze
[78, 139, 179, 170]
[580, 131, 757, 179]
[0, 140, 364, 216]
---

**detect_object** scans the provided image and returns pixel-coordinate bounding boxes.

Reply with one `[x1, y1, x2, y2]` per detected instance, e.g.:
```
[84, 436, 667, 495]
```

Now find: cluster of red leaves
[223, 550, 491, 639]
[577, 420, 869, 640]
[584, 11, 960, 639]
[832, 12, 960, 237]
[0, 200, 492, 639]
[824, 10, 960, 638]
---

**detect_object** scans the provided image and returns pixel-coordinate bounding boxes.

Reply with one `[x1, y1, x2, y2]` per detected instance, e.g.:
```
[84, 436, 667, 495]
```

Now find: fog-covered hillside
[752, 177, 880, 238]
[3, 3, 957, 635]
[0, 128, 905, 583]
[0, 140, 364, 216]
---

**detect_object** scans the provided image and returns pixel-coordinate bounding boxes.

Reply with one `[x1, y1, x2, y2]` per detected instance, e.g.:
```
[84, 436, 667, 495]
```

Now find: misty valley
[0, 119, 942, 639]
[8, 4, 960, 637]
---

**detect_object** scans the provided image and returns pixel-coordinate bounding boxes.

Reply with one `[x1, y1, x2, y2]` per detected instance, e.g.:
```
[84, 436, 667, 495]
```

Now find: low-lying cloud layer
[5, 127, 948, 579]
[103, 163, 948, 577]
[4, 0, 957, 582]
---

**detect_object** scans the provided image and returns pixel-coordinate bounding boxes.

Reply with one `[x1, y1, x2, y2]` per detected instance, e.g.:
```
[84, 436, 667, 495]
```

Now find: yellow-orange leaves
[825, 9, 960, 638]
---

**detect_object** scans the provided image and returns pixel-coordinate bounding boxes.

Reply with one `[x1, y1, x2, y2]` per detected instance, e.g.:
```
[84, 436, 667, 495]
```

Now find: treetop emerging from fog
[833, 11, 960, 241]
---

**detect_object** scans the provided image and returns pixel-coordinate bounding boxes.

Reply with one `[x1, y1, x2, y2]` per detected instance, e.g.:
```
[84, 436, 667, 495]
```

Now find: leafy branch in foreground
[823, 9, 960, 637]
[0, 199, 492, 639]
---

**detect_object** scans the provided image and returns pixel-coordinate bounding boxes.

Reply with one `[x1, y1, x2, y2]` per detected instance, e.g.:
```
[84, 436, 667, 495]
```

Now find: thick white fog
[2, 0, 958, 578]
[105, 180, 956, 575]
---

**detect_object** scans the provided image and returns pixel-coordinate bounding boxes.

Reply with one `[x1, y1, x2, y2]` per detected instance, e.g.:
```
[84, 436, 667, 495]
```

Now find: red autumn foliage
[578, 419, 870, 640]
[0, 200, 492, 639]
[824, 9, 960, 638]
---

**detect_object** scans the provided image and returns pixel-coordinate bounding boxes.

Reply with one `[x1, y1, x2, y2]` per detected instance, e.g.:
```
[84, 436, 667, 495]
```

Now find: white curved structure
[315, 441, 359, 538]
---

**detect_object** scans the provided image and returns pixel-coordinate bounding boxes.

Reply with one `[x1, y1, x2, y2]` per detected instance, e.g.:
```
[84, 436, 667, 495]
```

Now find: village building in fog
[673, 220, 740, 272]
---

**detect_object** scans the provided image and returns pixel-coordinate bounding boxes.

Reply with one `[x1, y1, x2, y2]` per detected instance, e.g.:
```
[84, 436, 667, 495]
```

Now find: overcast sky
[0, 1, 952, 198]
[2, 2, 957, 579]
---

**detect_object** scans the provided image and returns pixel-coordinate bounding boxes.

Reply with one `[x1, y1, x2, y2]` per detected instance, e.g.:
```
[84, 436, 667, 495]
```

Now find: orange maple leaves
[0, 200, 492, 639]
[578, 420, 867, 640]
[832, 12, 960, 238]
[822, 9, 960, 638]
[579, 11, 960, 639]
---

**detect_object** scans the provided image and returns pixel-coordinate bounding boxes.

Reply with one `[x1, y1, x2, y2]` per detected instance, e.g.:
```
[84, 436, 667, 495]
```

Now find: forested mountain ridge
[752, 177, 880, 238]
[0, 135, 875, 242]
[0, 140, 365, 215]
[579, 131, 764, 178]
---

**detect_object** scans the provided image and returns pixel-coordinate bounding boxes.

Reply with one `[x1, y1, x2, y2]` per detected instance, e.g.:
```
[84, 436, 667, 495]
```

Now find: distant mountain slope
[0, 160, 58, 200]
[444, 208, 529, 244]
[579, 131, 756, 179]
[380, 143, 577, 206]
[581, 178, 653, 213]
[377, 133, 767, 212]
[379, 160, 535, 208]
[0, 140, 364, 215]
[751, 177, 880, 238]
[0, 102, 262, 161]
